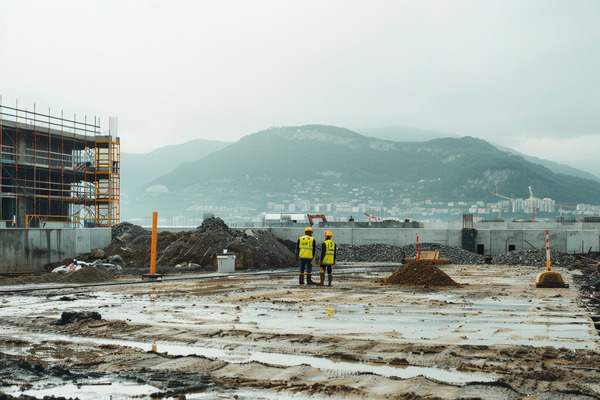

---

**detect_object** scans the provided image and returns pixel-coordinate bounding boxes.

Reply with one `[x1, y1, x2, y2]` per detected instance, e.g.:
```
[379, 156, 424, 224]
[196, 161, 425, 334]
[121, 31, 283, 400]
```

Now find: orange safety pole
[150, 212, 158, 275]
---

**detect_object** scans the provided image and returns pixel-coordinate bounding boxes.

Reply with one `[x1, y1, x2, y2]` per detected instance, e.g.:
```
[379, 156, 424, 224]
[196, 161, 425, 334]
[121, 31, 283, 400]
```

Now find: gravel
[492, 248, 576, 269]
[336, 242, 486, 265]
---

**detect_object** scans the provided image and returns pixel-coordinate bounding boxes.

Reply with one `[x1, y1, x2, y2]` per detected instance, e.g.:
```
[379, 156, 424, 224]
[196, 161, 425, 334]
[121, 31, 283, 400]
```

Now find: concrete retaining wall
[268, 225, 600, 256]
[0, 228, 112, 273]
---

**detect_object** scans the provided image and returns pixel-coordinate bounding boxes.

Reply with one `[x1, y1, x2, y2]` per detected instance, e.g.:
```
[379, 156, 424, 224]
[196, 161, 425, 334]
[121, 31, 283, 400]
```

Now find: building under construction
[0, 102, 120, 228]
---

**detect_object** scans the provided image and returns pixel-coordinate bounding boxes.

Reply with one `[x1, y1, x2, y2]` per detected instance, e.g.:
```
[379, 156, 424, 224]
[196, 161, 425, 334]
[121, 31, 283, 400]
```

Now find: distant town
[128, 181, 600, 227]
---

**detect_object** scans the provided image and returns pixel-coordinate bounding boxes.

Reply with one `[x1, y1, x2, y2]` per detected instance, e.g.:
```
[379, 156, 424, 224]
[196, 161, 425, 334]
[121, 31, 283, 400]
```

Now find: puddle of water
[236, 301, 594, 349]
[1, 329, 497, 384]
[0, 288, 595, 350]
[5, 379, 160, 400]
[1, 278, 597, 351]
[185, 387, 334, 399]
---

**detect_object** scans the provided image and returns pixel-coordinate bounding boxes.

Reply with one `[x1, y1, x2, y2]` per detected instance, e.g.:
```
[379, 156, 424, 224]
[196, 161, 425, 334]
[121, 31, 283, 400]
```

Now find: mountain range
[359, 126, 599, 183]
[120, 125, 600, 220]
[121, 138, 230, 192]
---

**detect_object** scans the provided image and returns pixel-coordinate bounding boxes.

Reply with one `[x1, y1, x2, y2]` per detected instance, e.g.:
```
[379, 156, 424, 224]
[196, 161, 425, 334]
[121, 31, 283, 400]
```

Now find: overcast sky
[1, 1, 599, 176]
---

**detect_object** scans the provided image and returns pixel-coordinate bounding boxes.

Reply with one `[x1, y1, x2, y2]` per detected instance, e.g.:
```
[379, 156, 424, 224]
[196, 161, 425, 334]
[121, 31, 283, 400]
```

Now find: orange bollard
[143, 212, 162, 280]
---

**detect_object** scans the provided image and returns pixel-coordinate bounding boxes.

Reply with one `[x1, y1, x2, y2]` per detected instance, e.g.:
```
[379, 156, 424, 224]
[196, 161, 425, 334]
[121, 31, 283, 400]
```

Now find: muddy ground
[1, 260, 600, 400]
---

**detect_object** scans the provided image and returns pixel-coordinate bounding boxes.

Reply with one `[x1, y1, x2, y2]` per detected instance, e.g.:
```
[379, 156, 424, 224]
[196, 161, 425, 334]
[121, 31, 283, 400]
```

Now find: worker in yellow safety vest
[319, 231, 336, 286]
[296, 227, 316, 284]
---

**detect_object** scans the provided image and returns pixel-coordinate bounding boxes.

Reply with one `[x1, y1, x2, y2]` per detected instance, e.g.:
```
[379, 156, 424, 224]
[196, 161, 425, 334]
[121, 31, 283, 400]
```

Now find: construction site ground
[1, 262, 600, 400]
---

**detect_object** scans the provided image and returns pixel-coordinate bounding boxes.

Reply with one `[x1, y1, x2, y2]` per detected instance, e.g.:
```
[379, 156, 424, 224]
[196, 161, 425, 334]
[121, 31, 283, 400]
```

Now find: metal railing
[0, 104, 101, 137]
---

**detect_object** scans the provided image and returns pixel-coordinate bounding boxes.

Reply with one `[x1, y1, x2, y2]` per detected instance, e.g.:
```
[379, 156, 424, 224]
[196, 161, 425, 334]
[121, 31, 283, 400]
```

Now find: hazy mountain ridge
[143, 125, 600, 207]
[119, 138, 231, 219]
[360, 126, 599, 182]
[121, 138, 231, 192]
[355, 125, 460, 142]
[492, 143, 600, 183]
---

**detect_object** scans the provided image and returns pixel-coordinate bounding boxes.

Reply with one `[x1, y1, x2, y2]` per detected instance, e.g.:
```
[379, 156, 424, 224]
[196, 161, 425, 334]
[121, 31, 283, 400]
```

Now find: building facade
[0, 103, 120, 228]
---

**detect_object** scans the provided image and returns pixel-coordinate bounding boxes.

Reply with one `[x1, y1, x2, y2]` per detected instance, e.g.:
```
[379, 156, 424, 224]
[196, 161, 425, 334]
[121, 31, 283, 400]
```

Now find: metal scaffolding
[0, 100, 120, 227]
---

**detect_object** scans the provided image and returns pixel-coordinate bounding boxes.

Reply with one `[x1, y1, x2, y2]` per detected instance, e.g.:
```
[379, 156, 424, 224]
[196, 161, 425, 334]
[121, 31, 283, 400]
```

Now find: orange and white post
[545, 229, 551, 271]
[416, 234, 420, 262]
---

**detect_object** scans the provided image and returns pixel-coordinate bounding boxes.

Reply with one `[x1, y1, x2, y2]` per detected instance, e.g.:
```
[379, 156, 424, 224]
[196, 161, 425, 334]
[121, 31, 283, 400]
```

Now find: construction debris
[51, 311, 102, 326]
[102, 217, 296, 273]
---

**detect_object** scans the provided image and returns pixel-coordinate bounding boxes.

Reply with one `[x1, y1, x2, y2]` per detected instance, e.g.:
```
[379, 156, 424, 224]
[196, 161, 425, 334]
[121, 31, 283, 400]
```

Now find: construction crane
[528, 186, 536, 222]
[490, 192, 513, 217]
[556, 203, 578, 215]
[490, 192, 513, 202]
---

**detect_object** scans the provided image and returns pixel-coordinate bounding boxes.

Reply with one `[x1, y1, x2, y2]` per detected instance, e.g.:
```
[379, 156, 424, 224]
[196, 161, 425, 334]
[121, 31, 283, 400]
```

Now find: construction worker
[319, 231, 336, 286]
[296, 227, 316, 284]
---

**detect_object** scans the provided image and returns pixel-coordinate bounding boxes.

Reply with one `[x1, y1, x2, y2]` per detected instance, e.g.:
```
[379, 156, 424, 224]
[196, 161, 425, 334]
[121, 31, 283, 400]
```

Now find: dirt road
[1, 263, 599, 399]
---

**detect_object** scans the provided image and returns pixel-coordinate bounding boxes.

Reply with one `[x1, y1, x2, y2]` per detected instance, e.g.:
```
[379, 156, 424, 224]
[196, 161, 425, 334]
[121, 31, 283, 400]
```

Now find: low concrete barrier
[0, 228, 112, 273]
[268, 225, 600, 256]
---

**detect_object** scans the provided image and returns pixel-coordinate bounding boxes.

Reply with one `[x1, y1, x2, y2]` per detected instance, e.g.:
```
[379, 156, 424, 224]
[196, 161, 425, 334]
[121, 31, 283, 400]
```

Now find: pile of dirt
[99, 217, 296, 271]
[58, 266, 115, 284]
[111, 221, 150, 241]
[382, 260, 461, 287]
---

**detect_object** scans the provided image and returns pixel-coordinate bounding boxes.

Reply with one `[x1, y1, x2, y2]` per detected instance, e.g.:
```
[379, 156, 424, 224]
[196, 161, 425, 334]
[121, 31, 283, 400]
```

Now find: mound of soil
[100, 217, 296, 271]
[0, 267, 115, 286]
[112, 221, 150, 241]
[59, 266, 115, 284]
[383, 260, 460, 287]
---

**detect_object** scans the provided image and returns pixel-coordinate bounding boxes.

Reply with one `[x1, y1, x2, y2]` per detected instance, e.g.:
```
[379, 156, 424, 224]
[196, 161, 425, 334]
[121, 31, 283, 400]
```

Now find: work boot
[307, 273, 317, 285]
[320, 272, 325, 286]
[328, 274, 332, 286]
[299, 274, 304, 285]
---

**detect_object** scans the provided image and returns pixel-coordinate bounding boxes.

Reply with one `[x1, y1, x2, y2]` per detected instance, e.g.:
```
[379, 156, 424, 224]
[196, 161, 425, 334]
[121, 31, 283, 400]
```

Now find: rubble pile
[51, 311, 102, 326]
[401, 243, 485, 264]
[111, 221, 149, 241]
[383, 260, 460, 287]
[102, 218, 296, 271]
[572, 253, 600, 314]
[336, 243, 485, 264]
[336, 243, 404, 263]
[492, 248, 576, 269]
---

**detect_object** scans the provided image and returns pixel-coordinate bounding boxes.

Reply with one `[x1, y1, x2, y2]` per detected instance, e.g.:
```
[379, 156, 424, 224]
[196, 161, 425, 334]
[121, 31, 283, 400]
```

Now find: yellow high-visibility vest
[322, 239, 335, 265]
[298, 235, 315, 259]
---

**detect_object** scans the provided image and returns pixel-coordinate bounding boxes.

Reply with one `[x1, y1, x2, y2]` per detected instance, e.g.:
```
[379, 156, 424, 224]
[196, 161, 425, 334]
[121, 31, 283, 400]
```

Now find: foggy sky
[1, 0, 599, 176]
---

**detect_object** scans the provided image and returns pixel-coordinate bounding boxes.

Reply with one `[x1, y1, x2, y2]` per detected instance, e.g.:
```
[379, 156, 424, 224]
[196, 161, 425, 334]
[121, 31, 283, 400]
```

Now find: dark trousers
[299, 258, 313, 275]
[321, 264, 333, 274]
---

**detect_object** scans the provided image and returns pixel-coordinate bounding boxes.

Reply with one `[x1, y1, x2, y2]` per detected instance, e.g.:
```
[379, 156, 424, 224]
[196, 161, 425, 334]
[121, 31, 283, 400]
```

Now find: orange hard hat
[325, 231, 333, 237]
